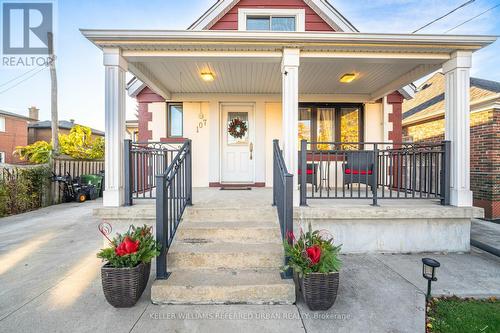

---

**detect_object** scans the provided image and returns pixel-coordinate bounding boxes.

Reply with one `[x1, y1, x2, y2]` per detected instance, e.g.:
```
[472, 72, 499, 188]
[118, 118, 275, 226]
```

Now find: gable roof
[0, 109, 35, 121]
[188, 0, 358, 32]
[402, 73, 500, 125]
[29, 120, 105, 136]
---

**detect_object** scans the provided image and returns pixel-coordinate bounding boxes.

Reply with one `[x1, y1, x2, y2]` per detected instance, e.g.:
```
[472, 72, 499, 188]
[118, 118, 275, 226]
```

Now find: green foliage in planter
[15, 125, 104, 163]
[97, 225, 161, 268]
[0, 166, 51, 217]
[283, 223, 342, 277]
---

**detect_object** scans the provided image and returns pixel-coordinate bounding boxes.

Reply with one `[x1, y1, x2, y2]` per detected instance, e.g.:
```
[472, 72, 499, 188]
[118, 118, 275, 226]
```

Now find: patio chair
[343, 151, 375, 189]
[298, 156, 319, 192]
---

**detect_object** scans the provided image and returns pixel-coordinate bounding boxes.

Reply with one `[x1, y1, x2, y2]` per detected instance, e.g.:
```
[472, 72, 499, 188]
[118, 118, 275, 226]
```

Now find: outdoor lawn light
[422, 257, 440, 301]
[200, 72, 215, 82]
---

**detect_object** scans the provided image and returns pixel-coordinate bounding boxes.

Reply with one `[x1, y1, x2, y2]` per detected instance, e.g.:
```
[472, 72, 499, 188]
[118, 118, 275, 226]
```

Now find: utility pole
[48, 32, 59, 153]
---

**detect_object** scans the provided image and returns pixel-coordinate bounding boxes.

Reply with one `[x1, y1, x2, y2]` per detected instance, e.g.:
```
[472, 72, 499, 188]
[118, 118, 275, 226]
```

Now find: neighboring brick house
[0, 109, 36, 164]
[28, 120, 105, 144]
[403, 73, 500, 220]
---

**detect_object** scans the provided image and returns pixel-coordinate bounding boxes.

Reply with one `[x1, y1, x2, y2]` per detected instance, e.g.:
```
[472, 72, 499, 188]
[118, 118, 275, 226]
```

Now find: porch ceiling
[126, 57, 441, 96]
[81, 30, 496, 100]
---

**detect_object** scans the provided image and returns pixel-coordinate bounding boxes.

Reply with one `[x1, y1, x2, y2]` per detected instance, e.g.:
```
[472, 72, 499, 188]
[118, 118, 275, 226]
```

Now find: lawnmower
[51, 172, 98, 203]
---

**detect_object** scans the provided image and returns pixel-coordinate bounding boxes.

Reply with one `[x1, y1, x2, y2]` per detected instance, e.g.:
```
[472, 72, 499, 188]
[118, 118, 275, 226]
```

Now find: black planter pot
[299, 272, 339, 311]
[101, 262, 151, 308]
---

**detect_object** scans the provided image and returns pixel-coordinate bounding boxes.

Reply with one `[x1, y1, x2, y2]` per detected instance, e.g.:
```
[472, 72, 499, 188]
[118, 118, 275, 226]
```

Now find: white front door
[221, 103, 255, 183]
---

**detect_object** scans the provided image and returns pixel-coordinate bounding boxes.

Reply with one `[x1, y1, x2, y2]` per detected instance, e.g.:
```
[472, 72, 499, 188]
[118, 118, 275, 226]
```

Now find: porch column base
[450, 189, 473, 207]
[103, 189, 124, 207]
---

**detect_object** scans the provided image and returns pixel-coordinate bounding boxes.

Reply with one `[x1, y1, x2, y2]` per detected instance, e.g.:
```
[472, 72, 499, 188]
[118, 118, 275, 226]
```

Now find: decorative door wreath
[227, 118, 248, 139]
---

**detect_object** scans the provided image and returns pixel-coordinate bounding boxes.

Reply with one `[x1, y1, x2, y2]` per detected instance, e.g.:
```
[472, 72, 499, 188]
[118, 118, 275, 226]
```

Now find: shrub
[97, 225, 161, 268]
[15, 125, 104, 163]
[0, 166, 51, 217]
[283, 223, 342, 276]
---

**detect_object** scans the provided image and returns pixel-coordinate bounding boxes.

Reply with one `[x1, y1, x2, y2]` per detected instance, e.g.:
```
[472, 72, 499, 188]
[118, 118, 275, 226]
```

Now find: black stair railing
[155, 139, 192, 279]
[272, 139, 293, 279]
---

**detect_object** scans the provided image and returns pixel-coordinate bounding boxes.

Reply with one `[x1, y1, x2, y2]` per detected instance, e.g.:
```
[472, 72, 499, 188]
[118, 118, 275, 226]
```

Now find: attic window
[246, 16, 296, 31]
[238, 8, 305, 32]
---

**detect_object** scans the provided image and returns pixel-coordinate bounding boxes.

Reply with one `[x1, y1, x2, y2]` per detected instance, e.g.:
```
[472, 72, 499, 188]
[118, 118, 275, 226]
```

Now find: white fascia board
[126, 78, 146, 98]
[80, 29, 497, 49]
[398, 85, 416, 100]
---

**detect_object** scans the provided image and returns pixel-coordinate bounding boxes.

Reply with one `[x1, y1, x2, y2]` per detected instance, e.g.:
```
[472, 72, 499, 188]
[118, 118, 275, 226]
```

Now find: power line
[445, 2, 500, 33]
[412, 0, 476, 33]
[0, 65, 42, 88]
[0, 66, 48, 95]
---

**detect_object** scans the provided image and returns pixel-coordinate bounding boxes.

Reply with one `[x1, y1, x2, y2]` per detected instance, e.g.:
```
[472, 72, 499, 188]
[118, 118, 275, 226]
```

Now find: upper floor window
[0, 116, 5, 132]
[238, 9, 305, 32]
[246, 16, 296, 31]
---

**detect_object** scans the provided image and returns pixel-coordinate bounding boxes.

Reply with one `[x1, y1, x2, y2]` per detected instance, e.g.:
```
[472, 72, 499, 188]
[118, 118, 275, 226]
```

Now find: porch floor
[132, 187, 444, 208]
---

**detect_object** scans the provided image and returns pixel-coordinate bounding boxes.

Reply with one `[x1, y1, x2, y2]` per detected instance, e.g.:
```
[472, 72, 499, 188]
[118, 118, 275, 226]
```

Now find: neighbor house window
[0, 152, 5, 164]
[168, 104, 183, 137]
[239, 9, 305, 31]
[0, 116, 5, 132]
[298, 103, 364, 150]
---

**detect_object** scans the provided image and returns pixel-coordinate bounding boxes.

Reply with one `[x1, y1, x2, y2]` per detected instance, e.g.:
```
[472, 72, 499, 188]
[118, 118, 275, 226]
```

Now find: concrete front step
[167, 241, 284, 270]
[176, 221, 282, 243]
[151, 269, 295, 305]
[182, 207, 277, 223]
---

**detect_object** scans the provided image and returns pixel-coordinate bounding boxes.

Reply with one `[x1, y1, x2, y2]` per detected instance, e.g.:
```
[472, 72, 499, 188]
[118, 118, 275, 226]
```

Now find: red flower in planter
[306, 245, 321, 265]
[286, 231, 295, 242]
[115, 237, 140, 256]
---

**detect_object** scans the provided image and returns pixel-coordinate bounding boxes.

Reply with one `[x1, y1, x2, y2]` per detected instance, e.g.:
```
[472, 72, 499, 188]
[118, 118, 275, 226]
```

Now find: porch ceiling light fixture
[422, 257, 440, 301]
[339, 73, 357, 83]
[200, 72, 215, 82]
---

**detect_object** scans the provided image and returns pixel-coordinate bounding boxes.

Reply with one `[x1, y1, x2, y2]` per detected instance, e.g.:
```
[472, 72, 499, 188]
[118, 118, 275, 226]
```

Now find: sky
[0, 0, 498, 132]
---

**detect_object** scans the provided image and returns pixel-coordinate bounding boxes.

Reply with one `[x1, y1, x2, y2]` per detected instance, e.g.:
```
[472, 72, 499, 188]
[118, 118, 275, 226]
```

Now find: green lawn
[427, 297, 500, 333]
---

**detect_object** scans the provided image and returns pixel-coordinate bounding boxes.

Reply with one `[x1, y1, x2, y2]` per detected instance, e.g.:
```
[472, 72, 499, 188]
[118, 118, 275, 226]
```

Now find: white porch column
[281, 48, 300, 206]
[443, 51, 473, 207]
[103, 48, 127, 207]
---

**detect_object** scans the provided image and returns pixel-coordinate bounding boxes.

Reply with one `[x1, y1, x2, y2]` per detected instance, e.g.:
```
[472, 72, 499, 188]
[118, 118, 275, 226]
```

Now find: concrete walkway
[0, 201, 499, 333]
[471, 218, 500, 253]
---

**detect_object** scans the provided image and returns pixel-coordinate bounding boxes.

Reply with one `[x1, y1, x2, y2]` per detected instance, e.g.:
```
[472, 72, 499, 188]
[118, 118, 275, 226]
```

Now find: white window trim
[0, 116, 5, 132]
[0, 152, 5, 164]
[238, 8, 305, 32]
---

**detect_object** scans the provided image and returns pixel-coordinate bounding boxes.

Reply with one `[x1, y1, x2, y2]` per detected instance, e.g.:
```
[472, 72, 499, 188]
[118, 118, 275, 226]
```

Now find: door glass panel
[298, 107, 312, 144]
[317, 108, 335, 150]
[227, 112, 249, 145]
[169, 104, 183, 137]
[271, 17, 296, 31]
[340, 107, 360, 150]
[246, 16, 270, 30]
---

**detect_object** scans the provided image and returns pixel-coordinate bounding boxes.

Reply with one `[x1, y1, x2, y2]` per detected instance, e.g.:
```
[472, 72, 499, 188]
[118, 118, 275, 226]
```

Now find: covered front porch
[82, 29, 496, 209]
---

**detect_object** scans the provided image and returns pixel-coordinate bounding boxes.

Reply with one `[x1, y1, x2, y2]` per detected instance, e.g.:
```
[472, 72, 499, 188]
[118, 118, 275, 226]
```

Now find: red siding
[210, 0, 334, 31]
[136, 87, 164, 142]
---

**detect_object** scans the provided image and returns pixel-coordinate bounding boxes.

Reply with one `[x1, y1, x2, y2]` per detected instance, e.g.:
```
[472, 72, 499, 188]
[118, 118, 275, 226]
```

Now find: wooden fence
[1, 157, 104, 205]
[51, 157, 104, 203]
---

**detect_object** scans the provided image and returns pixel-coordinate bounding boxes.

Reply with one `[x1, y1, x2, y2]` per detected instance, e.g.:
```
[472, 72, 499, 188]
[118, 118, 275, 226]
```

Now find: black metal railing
[124, 140, 183, 205]
[155, 140, 192, 279]
[272, 140, 293, 279]
[299, 140, 450, 206]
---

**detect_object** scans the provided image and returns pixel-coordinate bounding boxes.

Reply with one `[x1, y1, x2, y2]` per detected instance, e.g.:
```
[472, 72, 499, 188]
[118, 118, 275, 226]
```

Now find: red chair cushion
[298, 169, 314, 175]
[345, 168, 372, 175]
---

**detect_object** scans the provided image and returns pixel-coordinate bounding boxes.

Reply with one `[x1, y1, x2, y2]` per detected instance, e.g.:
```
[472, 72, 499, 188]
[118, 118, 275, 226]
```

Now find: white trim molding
[443, 51, 473, 207]
[237, 8, 305, 32]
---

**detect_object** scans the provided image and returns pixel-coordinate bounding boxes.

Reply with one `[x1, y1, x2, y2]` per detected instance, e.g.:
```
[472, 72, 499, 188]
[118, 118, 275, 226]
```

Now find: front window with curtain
[297, 104, 363, 150]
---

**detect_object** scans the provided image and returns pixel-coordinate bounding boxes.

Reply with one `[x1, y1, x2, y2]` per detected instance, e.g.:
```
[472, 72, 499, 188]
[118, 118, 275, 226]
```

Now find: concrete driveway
[1, 201, 499, 333]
